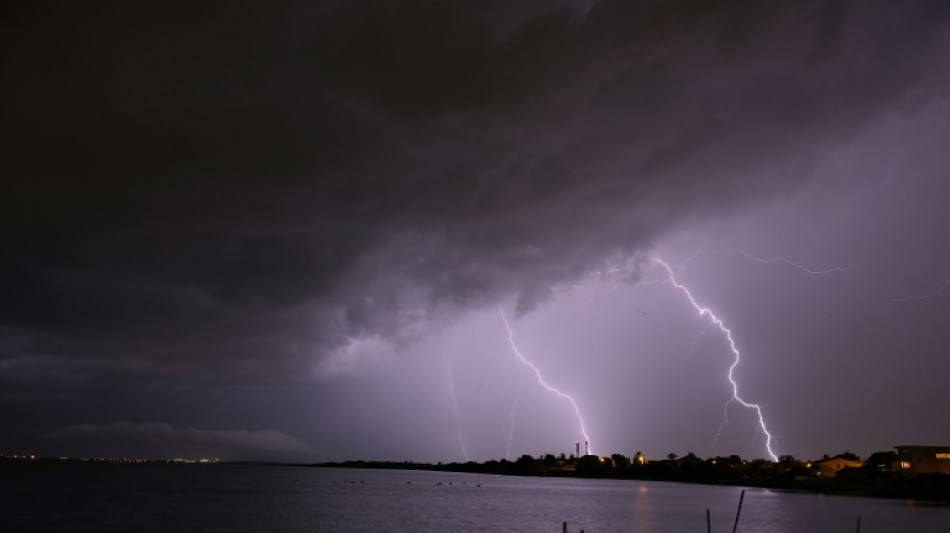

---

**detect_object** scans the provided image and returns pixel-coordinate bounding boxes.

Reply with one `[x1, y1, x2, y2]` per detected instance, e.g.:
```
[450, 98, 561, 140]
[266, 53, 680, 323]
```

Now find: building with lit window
[895, 445, 950, 476]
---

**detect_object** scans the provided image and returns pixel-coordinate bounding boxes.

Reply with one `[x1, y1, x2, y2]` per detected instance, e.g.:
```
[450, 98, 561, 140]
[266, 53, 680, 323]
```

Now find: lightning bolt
[889, 276, 950, 302]
[445, 359, 470, 462]
[679, 248, 705, 272]
[687, 321, 715, 355]
[503, 373, 522, 460]
[713, 398, 735, 447]
[499, 308, 593, 455]
[731, 250, 851, 276]
[655, 258, 779, 462]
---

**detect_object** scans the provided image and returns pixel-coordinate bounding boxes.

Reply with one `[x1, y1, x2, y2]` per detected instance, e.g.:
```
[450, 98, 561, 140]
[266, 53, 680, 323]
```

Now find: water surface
[3, 464, 948, 532]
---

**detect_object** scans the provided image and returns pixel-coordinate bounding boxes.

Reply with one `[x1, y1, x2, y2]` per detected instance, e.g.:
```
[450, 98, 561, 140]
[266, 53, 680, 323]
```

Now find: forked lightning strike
[445, 360, 471, 462]
[499, 309, 592, 455]
[655, 258, 779, 462]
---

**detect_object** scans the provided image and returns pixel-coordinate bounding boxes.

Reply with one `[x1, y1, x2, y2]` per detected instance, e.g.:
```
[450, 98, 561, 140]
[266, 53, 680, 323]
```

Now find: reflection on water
[3, 464, 948, 532]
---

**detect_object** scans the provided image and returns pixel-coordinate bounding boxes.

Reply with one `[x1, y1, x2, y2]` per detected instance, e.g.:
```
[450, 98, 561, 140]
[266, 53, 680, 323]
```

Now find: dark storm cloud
[2, 0, 948, 387]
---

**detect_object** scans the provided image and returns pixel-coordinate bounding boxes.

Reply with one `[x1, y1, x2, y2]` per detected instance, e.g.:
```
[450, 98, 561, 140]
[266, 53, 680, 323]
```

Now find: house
[817, 457, 864, 478]
[895, 445, 950, 476]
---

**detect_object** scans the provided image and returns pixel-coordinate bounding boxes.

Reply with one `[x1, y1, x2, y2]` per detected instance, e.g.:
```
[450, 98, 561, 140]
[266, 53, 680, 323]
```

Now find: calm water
[2, 464, 948, 532]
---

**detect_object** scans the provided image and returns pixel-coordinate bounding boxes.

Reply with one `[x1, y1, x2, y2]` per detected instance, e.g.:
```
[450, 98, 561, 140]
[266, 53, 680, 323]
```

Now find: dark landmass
[0, 455, 303, 467]
[7, 450, 948, 502]
[314, 452, 950, 503]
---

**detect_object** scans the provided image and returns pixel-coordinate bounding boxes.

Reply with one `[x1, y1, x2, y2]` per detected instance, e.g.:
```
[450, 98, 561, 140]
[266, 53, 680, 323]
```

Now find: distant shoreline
[8, 454, 949, 502]
[312, 459, 950, 503]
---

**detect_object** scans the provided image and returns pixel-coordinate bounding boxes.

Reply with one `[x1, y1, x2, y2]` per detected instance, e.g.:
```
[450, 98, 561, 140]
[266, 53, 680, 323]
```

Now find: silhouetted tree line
[316, 449, 950, 500]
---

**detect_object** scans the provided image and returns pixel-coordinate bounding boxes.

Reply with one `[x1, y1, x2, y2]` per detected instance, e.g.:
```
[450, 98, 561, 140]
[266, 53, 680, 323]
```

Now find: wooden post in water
[732, 489, 745, 533]
[706, 508, 711, 533]
[856, 516, 862, 532]
[562, 521, 567, 533]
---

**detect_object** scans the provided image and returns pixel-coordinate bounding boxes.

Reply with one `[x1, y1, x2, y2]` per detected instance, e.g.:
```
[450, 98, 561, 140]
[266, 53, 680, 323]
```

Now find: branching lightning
[445, 359, 470, 462]
[731, 250, 851, 276]
[687, 322, 715, 356]
[889, 276, 950, 302]
[655, 258, 779, 462]
[713, 398, 735, 446]
[499, 308, 593, 455]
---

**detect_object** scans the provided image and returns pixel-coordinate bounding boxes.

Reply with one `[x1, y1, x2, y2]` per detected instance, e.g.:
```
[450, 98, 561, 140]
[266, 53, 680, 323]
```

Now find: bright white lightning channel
[499, 309, 593, 455]
[655, 258, 779, 462]
[445, 360, 470, 462]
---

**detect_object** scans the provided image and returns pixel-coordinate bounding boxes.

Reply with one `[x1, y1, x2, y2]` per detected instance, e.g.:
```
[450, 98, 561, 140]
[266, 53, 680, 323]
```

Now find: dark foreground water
[2, 464, 949, 532]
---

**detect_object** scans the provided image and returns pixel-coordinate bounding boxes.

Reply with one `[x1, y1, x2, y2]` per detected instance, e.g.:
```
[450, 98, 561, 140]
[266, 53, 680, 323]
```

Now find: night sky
[3, 1, 950, 463]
